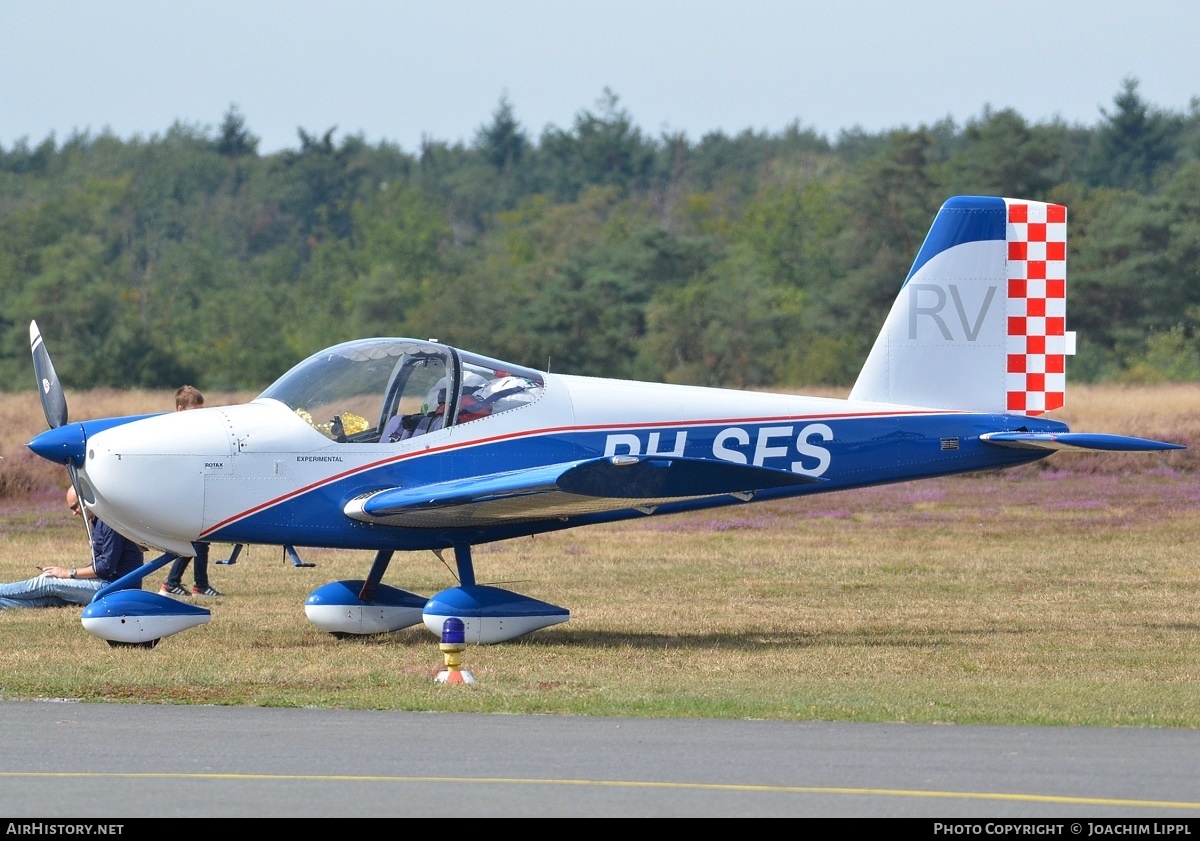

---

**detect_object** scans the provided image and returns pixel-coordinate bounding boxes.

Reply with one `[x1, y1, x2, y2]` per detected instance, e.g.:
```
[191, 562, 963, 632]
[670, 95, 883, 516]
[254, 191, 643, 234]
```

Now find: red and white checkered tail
[849, 196, 1076, 416]
[1004, 200, 1071, 415]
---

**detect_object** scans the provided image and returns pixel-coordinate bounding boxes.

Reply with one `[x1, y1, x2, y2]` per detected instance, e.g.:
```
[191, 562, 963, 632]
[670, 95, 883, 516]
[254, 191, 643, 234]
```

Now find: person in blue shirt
[0, 487, 144, 609]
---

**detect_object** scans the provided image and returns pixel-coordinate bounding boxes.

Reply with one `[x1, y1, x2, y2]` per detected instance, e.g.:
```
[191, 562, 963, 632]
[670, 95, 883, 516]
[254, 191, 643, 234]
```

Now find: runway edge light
[435, 617, 475, 685]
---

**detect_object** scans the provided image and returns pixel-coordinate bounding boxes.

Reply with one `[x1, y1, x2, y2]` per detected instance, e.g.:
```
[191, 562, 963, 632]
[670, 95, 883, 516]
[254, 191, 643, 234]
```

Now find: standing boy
[160, 385, 222, 597]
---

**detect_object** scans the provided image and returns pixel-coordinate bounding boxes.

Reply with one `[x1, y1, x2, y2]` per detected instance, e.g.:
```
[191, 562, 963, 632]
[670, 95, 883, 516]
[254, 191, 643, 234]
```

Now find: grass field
[0, 384, 1197, 725]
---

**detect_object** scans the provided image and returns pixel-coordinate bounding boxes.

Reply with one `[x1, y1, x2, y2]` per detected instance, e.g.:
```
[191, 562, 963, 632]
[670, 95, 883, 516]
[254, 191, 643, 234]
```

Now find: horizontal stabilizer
[344, 455, 821, 528]
[981, 431, 1185, 452]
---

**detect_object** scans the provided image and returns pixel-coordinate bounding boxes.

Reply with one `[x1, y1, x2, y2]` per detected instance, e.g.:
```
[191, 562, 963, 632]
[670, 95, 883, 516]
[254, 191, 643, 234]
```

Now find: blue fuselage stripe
[202, 411, 1064, 551]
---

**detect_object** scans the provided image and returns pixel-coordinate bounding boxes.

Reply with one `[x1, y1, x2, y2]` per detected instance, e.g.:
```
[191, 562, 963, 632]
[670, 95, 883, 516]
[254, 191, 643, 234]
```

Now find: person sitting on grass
[0, 487, 144, 609]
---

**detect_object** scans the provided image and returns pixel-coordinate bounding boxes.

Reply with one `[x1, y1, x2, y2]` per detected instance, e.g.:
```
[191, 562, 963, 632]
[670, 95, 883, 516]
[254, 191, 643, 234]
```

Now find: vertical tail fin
[849, 196, 1074, 415]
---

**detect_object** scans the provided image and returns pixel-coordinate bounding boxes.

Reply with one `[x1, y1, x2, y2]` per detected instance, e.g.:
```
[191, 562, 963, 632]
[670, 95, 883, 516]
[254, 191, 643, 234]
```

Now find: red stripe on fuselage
[199, 407, 947, 537]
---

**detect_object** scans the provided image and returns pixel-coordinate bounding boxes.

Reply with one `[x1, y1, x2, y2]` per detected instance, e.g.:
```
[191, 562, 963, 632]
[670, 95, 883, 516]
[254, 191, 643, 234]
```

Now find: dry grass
[0, 385, 1197, 724]
[0, 387, 256, 502]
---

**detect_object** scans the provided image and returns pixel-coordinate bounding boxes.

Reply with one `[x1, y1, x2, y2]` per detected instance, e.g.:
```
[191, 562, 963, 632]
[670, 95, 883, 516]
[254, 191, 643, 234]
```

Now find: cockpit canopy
[259, 338, 544, 443]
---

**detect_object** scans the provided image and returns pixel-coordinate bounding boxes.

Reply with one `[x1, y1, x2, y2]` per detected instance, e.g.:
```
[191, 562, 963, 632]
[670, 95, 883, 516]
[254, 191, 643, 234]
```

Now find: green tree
[942, 108, 1062, 197]
[276, 127, 369, 242]
[643, 244, 807, 387]
[475, 94, 529, 171]
[1071, 161, 1200, 377]
[217, 104, 259, 158]
[1088, 77, 1183, 192]
[536, 88, 658, 201]
[345, 182, 455, 338]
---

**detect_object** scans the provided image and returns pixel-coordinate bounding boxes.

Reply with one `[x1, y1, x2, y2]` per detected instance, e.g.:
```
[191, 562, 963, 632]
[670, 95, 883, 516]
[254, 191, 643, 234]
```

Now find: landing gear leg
[433, 544, 476, 586]
[358, 549, 395, 602]
[285, 545, 315, 567]
[453, 544, 475, 586]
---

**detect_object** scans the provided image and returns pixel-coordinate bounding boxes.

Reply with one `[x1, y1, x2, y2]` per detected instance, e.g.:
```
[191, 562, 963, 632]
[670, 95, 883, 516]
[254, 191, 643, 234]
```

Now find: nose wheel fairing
[81, 590, 211, 646]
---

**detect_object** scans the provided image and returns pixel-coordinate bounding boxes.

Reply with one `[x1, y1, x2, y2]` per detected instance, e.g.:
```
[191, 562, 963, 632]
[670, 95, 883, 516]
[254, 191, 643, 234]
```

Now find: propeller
[30, 320, 68, 430]
[29, 320, 97, 554]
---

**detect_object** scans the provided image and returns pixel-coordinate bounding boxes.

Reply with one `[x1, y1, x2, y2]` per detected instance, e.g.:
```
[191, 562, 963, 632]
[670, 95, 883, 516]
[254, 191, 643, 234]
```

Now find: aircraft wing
[981, 431, 1184, 452]
[343, 455, 823, 529]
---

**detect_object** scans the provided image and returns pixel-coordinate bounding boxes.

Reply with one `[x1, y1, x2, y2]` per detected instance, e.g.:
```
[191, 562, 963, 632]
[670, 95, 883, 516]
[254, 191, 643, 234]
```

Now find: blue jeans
[0, 573, 109, 609]
[165, 543, 210, 589]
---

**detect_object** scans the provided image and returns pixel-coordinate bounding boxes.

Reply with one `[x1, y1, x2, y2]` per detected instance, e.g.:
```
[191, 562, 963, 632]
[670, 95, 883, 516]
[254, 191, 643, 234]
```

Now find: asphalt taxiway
[1, 700, 1198, 818]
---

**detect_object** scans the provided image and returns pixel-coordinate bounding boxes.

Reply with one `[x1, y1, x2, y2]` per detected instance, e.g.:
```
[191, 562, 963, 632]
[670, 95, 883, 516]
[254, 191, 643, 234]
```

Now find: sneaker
[160, 582, 190, 596]
[193, 585, 222, 597]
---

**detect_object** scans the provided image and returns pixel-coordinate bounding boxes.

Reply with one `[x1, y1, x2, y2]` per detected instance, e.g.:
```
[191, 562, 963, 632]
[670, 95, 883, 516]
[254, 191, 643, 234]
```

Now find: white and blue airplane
[27, 195, 1184, 648]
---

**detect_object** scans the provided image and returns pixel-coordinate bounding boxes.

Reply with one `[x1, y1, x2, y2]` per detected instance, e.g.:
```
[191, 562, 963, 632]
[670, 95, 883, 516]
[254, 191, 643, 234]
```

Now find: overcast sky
[3, 1, 1199, 156]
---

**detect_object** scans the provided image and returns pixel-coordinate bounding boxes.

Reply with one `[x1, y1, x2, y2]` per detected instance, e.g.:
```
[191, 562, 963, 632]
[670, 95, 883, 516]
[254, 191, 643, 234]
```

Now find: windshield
[259, 338, 544, 443]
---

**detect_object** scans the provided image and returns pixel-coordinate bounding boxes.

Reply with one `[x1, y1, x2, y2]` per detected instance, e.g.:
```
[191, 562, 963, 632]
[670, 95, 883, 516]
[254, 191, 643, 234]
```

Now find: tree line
[2, 78, 1199, 394]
